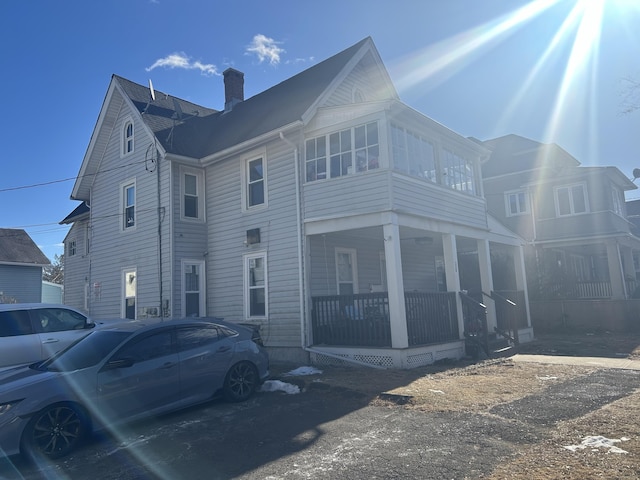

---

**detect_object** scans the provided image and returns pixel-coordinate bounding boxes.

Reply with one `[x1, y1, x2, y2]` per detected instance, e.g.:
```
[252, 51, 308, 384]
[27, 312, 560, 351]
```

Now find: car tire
[223, 361, 259, 402]
[22, 403, 89, 460]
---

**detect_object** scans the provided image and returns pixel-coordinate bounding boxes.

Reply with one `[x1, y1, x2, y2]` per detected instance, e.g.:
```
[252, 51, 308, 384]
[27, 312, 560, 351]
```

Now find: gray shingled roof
[481, 134, 580, 178]
[60, 201, 90, 225]
[119, 37, 371, 159]
[0, 229, 50, 266]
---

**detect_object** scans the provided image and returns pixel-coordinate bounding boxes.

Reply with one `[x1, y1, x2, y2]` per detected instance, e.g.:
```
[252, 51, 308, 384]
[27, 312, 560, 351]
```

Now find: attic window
[123, 120, 134, 155]
[352, 88, 366, 103]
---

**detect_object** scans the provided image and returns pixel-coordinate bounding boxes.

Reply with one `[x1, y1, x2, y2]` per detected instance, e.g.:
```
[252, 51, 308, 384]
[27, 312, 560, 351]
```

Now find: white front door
[183, 260, 205, 317]
[336, 248, 358, 295]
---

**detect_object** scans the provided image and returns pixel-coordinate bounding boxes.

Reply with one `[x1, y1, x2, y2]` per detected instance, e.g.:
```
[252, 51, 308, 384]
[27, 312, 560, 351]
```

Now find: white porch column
[442, 234, 465, 339]
[621, 246, 635, 280]
[477, 239, 497, 332]
[514, 245, 532, 328]
[383, 223, 409, 348]
[606, 240, 627, 299]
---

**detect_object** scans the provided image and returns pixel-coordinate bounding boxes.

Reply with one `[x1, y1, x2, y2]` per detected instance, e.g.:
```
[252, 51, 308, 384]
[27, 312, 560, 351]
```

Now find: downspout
[279, 132, 307, 348]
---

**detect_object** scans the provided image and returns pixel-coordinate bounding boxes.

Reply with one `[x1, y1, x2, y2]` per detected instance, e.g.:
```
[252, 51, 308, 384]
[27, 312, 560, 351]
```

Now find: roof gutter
[201, 121, 303, 166]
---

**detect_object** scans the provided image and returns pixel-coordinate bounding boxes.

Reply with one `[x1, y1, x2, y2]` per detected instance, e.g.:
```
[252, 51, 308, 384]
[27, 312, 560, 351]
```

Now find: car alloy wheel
[24, 404, 88, 459]
[224, 361, 258, 402]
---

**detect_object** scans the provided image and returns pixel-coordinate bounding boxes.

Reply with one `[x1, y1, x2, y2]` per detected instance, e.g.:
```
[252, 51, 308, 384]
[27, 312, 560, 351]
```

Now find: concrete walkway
[512, 354, 640, 370]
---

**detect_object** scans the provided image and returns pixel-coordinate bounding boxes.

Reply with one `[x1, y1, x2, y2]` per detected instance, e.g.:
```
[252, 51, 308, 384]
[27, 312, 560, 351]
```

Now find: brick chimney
[223, 68, 244, 112]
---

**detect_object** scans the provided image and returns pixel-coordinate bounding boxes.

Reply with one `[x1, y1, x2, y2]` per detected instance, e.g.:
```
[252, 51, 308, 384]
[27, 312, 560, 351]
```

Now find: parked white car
[0, 304, 96, 368]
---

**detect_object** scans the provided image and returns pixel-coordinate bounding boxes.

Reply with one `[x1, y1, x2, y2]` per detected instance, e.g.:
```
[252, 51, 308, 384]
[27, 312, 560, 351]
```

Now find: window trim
[121, 117, 134, 157]
[504, 190, 529, 217]
[121, 180, 136, 231]
[554, 182, 589, 217]
[180, 166, 205, 221]
[181, 259, 206, 318]
[244, 251, 268, 319]
[242, 149, 267, 211]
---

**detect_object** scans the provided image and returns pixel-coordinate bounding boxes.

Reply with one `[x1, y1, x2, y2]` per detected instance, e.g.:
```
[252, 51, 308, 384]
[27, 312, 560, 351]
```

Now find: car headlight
[0, 400, 22, 416]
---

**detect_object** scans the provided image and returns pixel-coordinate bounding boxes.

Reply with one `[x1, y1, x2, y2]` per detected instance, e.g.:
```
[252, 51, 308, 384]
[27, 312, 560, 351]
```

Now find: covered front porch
[304, 214, 532, 368]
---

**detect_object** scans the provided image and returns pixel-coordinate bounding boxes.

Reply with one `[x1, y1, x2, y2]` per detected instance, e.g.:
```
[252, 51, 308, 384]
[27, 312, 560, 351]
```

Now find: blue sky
[1, 0, 640, 263]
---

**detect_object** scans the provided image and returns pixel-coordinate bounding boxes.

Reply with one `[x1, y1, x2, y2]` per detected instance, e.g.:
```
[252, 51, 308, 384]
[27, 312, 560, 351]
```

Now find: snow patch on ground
[283, 366, 323, 376]
[259, 365, 324, 394]
[260, 380, 301, 394]
[564, 435, 629, 454]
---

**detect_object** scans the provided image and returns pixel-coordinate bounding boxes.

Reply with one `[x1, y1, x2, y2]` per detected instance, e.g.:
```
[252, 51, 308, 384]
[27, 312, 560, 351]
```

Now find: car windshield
[39, 330, 133, 372]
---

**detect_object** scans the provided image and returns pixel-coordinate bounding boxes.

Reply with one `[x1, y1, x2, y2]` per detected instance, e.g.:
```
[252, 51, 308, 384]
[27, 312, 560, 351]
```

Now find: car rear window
[0, 310, 33, 337]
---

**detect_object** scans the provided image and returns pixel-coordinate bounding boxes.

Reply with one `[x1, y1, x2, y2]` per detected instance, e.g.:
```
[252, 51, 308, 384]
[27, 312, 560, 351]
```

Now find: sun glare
[394, 0, 562, 92]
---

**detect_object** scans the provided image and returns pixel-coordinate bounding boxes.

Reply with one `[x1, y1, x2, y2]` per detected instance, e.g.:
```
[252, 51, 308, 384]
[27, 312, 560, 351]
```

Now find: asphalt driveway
[2, 350, 639, 480]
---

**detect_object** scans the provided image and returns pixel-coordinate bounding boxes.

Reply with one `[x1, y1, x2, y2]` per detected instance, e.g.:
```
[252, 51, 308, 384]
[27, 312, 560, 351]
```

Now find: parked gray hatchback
[0, 318, 269, 460]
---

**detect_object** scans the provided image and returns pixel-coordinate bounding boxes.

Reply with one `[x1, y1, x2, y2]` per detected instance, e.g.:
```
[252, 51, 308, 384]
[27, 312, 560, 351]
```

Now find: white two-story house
[61, 37, 530, 367]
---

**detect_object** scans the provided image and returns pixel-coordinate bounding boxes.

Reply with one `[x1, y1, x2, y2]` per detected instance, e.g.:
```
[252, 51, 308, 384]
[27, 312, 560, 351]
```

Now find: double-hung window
[181, 168, 204, 220]
[67, 240, 76, 257]
[123, 182, 135, 229]
[246, 157, 265, 209]
[245, 252, 267, 318]
[505, 190, 529, 216]
[555, 183, 587, 216]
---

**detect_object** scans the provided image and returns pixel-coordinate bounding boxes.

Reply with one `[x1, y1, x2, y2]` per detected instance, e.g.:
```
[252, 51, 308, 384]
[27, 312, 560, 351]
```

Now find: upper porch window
[391, 123, 478, 196]
[305, 122, 379, 182]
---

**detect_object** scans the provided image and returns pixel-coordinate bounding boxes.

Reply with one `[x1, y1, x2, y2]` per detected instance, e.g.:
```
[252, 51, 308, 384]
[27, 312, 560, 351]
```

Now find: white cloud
[246, 34, 285, 65]
[146, 53, 219, 76]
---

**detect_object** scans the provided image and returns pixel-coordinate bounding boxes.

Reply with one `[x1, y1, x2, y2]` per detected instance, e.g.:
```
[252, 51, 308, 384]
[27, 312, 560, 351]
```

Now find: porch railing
[311, 292, 391, 347]
[310, 291, 459, 348]
[459, 291, 489, 357]
[490, 290, 522, 346]
[542, 280, 638, 299]
[404, 291, 458, 346]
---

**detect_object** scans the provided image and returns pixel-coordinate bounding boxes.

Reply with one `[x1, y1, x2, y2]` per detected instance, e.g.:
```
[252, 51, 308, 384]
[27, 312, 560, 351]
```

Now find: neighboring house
[42, 281, 63, 303]
[0, 229, 50, 303]
[481, 134, 640, 302]
[61, 37, 530, 367]
[626, 198, 640, 285]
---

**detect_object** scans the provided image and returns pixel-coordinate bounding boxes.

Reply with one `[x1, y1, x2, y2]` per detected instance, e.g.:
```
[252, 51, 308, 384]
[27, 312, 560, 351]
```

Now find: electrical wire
[0, 158, 148, 194]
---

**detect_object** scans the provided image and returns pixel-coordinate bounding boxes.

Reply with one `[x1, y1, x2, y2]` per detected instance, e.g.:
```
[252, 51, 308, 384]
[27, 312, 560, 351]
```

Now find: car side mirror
[105, 357, 135, 370]
[85, 322, 97, 330]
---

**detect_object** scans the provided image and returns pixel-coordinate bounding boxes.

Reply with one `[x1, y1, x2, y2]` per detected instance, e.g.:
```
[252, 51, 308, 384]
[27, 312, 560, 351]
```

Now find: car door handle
[160, 362, 176, 369]
[216, 346, 231, 353]
[42, 338, 60, 344]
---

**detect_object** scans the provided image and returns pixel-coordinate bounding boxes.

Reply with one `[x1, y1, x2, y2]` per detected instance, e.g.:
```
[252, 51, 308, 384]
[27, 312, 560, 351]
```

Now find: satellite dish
[633, 168, 640, 180]
[148, 79, 156, 102]
[172, 97, 184, 120]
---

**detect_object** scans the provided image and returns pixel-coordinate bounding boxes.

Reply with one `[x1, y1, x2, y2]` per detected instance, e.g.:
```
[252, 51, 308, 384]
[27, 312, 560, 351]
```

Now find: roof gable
[482, 134, 580, 178]
[0, 229, 50, 266]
